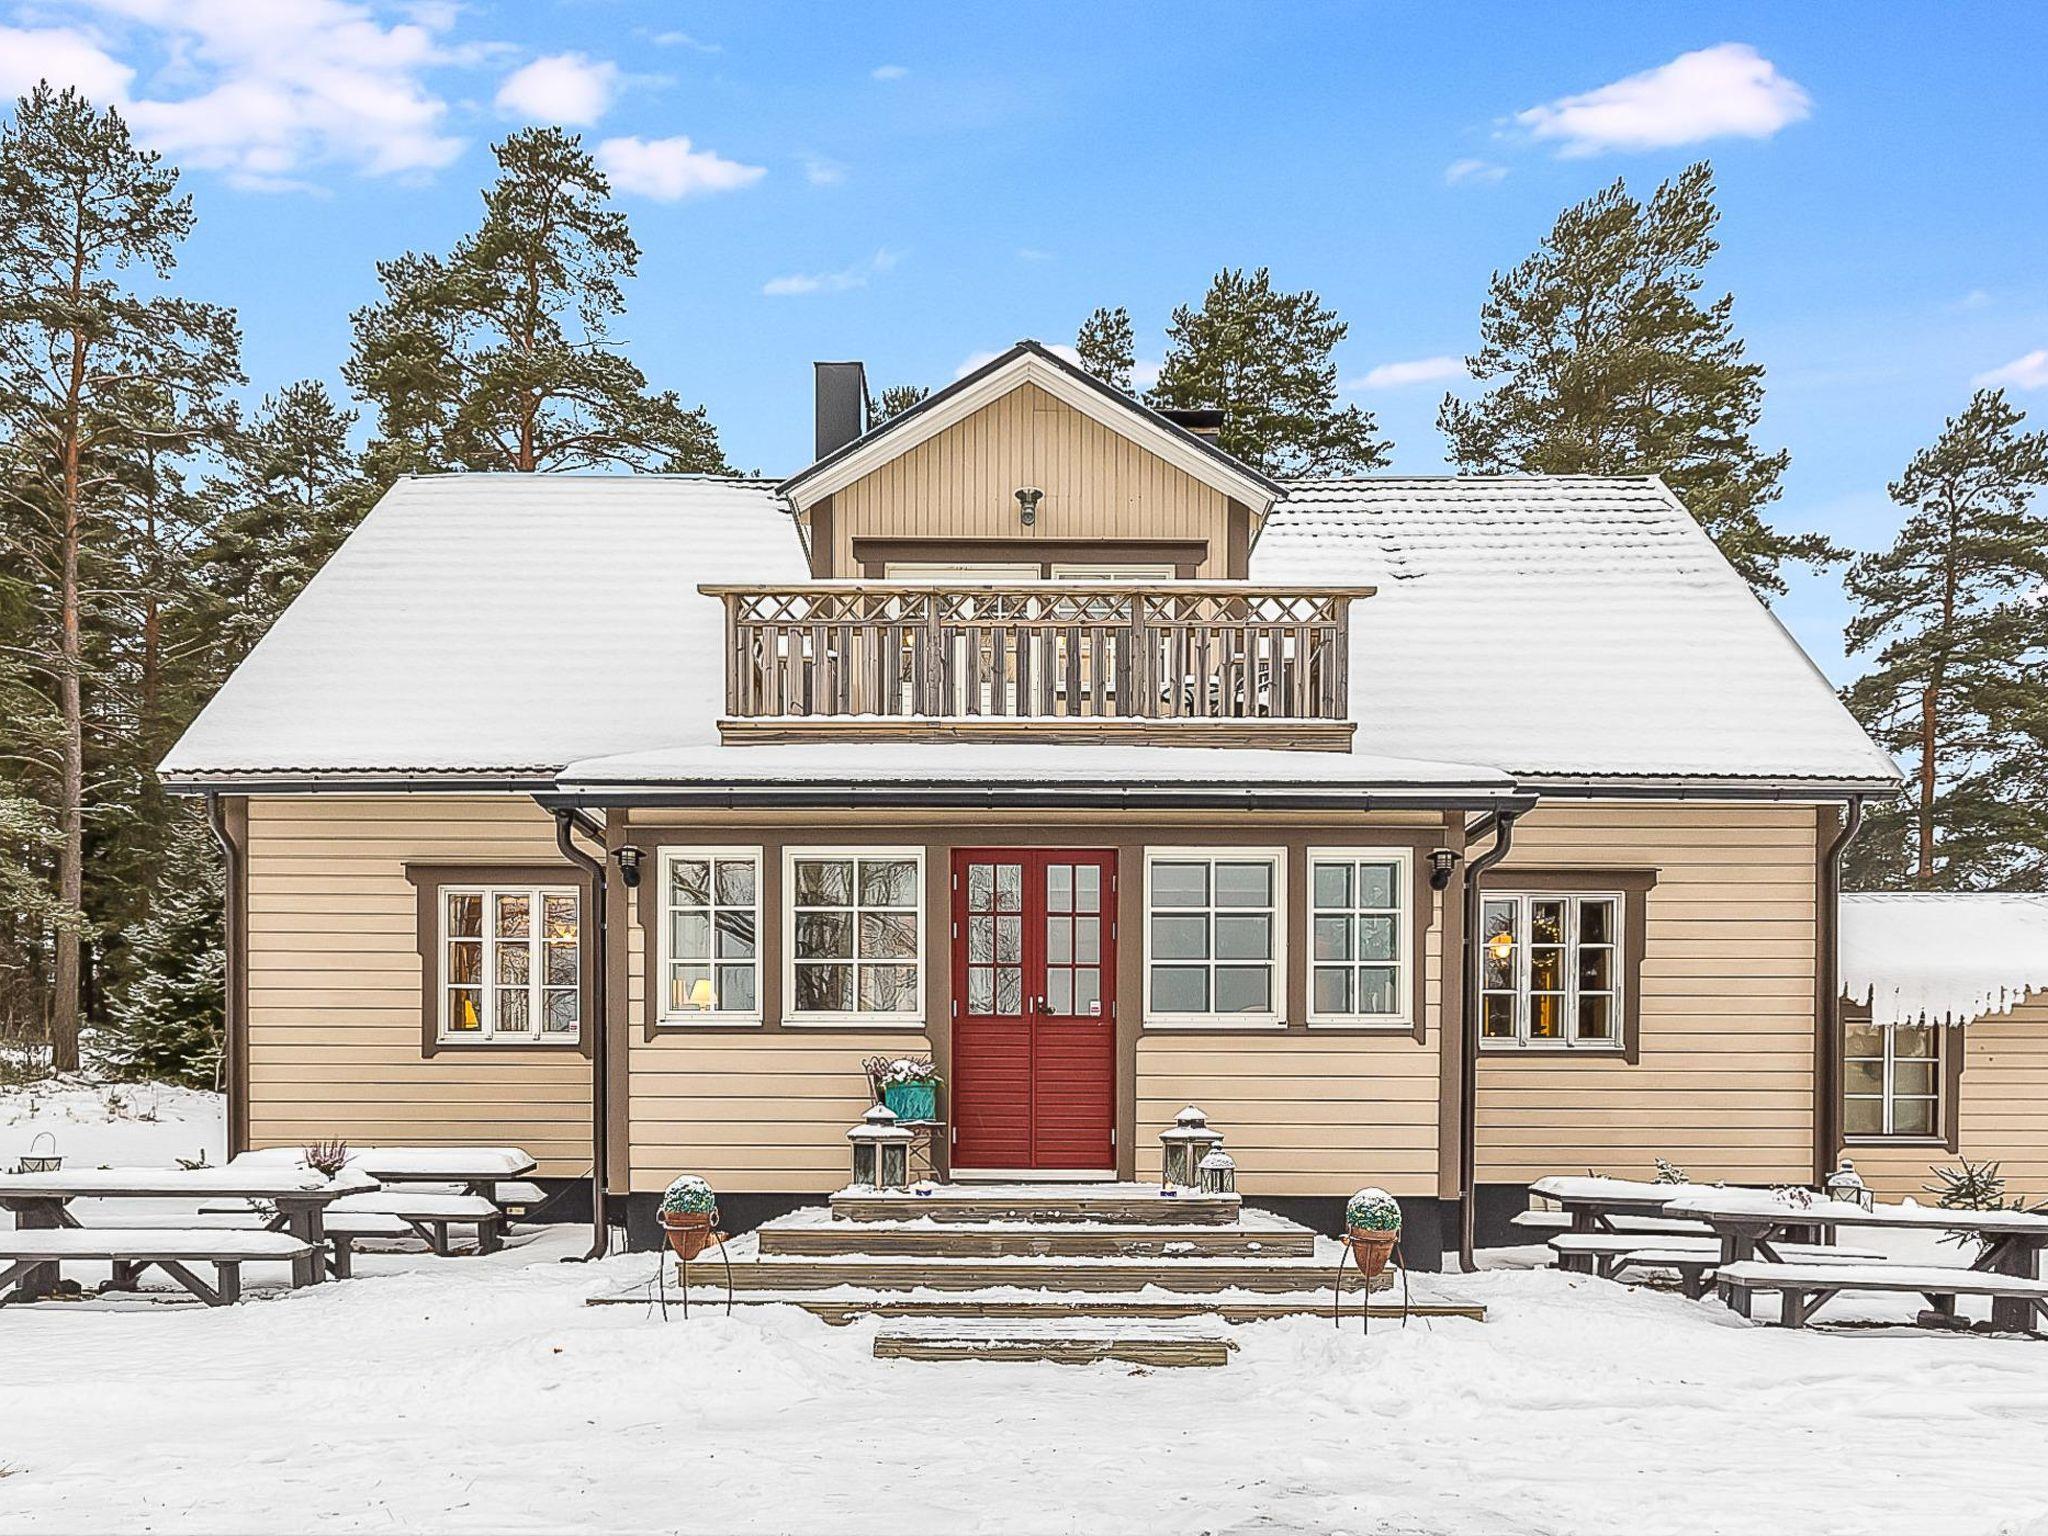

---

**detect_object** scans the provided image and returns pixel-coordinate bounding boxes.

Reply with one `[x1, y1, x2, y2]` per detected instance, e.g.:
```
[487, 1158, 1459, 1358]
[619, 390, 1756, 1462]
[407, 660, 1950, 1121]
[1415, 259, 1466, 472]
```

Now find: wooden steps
[717, 1253, 1372, 1294]
[602, 1292, 1488, 1325]
[829, 1186, 1240, 1226]
[757, 1220, 1311, 1260]
[873, 1320, 1234, 1367]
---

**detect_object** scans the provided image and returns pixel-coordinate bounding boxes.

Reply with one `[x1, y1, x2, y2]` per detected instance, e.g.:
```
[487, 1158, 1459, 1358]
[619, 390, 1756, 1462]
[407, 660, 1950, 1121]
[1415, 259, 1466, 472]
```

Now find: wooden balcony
[699, 581, 1373, 751]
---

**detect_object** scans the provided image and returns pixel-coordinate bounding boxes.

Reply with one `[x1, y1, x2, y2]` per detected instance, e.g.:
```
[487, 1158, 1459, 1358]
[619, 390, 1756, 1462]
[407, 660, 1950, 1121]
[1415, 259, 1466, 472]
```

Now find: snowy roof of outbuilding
[161, 470, 1898, 793]
[1841, 892, 2048, 1028]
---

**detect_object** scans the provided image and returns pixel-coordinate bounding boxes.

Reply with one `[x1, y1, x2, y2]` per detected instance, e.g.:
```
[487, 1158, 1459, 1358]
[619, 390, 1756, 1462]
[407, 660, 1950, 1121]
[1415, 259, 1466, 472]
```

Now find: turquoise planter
[882, 1081, 937, 1122]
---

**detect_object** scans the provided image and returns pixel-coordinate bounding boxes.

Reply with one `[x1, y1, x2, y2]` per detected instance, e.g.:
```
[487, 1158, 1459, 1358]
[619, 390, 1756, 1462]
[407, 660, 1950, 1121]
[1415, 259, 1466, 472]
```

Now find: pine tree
[865, 383, 928, 426]
[1843, 389, 2048, 889]
[103, 806, 222, 1088]
[1075, 305, 1135, 392]
[199, 380, 372, 665]
[1438, 161, 1835, 598]
[1148, 268, 1389, 476]
[0, 85, 240, 1070]
[346, 127, 728, 480]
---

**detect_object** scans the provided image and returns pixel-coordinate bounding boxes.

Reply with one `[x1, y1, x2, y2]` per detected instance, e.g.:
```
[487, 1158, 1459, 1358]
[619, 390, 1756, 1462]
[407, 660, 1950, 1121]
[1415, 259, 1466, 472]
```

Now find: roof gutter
[1458, 808, 1520, 1273]
[540, 783, 1539, 815]
[1815, 794, 1866, 1183]
[1514, 777, 1900, 802]
[550, 805, 614, 1263]
[202, 792, 245, 1156]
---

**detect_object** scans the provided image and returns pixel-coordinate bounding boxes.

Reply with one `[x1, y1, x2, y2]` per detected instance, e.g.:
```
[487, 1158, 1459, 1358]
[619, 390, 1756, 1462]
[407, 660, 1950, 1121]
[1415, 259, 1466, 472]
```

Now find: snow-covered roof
[161, 474, 806, 780]
[1841, 892, 2048, 1028]
[162, 470, 1898, 794]
[1255, 478, 1898, 788]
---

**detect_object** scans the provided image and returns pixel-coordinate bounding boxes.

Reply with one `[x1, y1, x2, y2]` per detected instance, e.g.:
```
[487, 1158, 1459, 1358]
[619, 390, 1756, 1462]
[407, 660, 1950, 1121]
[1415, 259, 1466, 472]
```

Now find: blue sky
[6, 2, 2046, 681]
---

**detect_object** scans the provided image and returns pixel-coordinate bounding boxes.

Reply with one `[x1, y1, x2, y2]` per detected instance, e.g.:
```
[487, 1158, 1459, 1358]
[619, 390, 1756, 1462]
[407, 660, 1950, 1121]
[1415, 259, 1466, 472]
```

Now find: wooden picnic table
[0, 1166, 378, 1297]
[233, 1146, 536, 1201]
[1527, 1176, 1719, 1234]
[1664, 1190, 2048, 1332]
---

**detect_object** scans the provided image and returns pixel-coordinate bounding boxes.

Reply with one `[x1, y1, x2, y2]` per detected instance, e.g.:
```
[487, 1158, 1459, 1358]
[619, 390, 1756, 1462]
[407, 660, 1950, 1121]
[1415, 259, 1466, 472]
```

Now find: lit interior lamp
[1487, 930, 1515, 967]
[688, 977, 715, 1012]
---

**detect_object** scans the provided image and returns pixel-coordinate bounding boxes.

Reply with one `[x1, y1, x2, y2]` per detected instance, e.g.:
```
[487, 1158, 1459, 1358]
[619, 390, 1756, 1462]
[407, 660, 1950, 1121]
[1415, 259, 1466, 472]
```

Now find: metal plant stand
[657, 1230, 734, 1320]
[1331, 1238, 1413, 1334]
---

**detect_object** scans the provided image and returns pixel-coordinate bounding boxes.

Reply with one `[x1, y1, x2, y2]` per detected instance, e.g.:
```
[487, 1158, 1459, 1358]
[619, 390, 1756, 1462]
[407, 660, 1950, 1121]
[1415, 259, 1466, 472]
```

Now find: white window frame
[438, 885, 581, 1044]
[1477, 890, 1624, 1052]
[884, 562, 1040, 582]
[657, 846, 764, 1027]
[782, 846, 926, 1028]
[1305, 847, 1413, 1029]
[1048, 563, 1178, 582]
[1142, 847, 1287, 1030]
[1844, 1022, 1944, 1141]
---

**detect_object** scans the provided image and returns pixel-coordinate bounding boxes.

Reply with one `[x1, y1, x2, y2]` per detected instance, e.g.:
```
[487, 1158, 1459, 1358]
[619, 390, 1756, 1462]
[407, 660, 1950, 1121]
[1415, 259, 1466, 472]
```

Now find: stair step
[617, 1291, 1484, 1325]
[714, 1254, 1377, 1294]
[831, 1184, 1240, 1226]
[759, 1220, 1311, 1259]
[873, 1320, 1234, 1367]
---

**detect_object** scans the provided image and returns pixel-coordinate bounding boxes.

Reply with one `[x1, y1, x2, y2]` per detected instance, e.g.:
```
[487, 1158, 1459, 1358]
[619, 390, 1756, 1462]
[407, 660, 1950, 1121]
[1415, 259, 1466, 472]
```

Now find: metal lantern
[1159, 1106, 1224, 1190]
[1824, 1156, 1875, 1211]
[847, 1104, 914, 1190]
[1197, 1148, 1237, 1196]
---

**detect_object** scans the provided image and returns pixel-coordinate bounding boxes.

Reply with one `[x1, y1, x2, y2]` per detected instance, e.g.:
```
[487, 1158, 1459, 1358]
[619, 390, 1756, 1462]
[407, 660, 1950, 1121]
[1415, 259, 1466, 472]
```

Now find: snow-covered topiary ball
[659, 1174, 717, 1217]
[1345, 1187, 1402, 1232]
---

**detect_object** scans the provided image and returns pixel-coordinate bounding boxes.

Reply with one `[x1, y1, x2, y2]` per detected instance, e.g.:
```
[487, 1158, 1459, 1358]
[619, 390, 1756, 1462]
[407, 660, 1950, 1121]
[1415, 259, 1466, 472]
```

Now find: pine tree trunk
[1916, 683, 1938, 881]
[53, 436, 84, 1074]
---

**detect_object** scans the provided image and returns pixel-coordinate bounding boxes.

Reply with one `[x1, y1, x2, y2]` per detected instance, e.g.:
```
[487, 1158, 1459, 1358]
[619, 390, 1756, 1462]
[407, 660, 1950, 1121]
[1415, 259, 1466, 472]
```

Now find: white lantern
[1824, 1156, 1874, 1212]
[1197, 1148, 1236, 1196]
[1159, 1106, 1224, 1190]
[848, 1105, 914, 1190]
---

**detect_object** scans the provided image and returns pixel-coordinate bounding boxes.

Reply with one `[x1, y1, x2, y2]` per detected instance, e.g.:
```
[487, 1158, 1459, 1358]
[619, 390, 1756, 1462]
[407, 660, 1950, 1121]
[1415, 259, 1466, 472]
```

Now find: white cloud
[1516, 43, 1811, 157]
[1974, 349, 2048, 391]
[1345, 355, 1467, 391]
[494, 52, 617, 125]
[1015, 247, 1053, 262]
[648, 30, 720, 54]
[764, 248, 900, 297]
[21, 0, 472, 186]
[800, 153, 847, 186]
[870, 63, 907, 81]
[1952, 289, 1993, 312]
[1444, 157, 1506, 186]
[1130, 356, 1162, 391]
[0, 25, 137, 103]
[596, 135, 764, 200]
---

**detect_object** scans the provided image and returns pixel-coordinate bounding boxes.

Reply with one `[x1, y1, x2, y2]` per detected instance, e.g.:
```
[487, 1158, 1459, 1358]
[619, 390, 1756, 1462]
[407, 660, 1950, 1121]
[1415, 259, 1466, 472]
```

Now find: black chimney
[814, 361, 869, 460]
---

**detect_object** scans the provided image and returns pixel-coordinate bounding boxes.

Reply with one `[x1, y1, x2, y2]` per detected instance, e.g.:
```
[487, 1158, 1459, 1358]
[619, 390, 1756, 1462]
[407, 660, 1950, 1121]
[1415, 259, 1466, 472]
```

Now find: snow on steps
[631, 1291, 1485, 1325]
[829, 1183, 1240, 1226]
[759, 1217, 1309, 1260]
[872, 1317, 1235, 1368]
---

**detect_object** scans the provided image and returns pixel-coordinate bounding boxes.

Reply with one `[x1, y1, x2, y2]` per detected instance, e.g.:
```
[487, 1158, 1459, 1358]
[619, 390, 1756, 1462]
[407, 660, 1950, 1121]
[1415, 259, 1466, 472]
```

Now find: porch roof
[547, 742, 1528, 811]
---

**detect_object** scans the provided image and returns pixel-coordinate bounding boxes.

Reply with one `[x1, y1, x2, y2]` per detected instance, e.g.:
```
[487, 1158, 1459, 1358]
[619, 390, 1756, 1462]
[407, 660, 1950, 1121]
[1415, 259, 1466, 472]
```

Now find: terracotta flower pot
[661, 1209, 719, 1261]
[1345, 1226, 1398, 1280]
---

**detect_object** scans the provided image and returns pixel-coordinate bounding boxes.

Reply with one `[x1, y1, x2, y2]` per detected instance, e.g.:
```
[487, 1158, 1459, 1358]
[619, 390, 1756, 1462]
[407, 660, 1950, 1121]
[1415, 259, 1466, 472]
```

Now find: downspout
[553, 807, 613, 1261]
[202, 791, 243, 1153]
[1458, 809, 1519, 1272]
[1815, 795, 1866, 1181]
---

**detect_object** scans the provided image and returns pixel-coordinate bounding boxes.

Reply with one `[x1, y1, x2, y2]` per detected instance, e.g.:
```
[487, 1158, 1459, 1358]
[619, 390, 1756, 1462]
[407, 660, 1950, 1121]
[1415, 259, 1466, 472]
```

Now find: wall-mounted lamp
[1428, 847, 1462, 890]
[1015, 486, 1043, 526]
[614, 844, 645, 888]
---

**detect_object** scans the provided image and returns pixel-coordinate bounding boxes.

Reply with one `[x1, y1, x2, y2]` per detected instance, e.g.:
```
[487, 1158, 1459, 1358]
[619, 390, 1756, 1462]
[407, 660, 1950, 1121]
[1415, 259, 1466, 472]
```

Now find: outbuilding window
[441, 886, 580, 1043]
[1844, 1021, 1942, 1139]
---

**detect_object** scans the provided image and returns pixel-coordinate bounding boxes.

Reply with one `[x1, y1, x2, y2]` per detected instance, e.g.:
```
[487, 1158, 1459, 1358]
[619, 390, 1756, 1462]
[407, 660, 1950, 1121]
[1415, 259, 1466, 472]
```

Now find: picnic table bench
[0, 1228, 317, 1306]
[1716, 1260, 2048, 1330]
[1666, 1191, 2048, 1333]
[0, 1166, 377, 1298]
[1549, 1232, 1886, 1299]
[328, 1190, 504, 1257]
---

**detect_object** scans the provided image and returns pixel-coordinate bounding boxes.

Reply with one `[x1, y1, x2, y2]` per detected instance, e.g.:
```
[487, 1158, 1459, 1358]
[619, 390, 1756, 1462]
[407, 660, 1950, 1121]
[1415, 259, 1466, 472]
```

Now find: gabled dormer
[702, 341, 1370, 751]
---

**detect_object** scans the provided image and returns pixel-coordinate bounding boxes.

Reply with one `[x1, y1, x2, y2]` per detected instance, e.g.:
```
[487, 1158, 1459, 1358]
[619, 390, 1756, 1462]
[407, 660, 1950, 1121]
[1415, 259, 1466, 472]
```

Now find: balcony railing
[699, 581, 1374, 750]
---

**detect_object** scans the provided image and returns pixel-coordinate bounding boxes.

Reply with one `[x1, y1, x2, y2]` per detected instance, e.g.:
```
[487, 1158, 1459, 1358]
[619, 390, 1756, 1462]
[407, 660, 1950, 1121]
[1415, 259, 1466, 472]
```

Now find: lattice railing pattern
[701, 582, 1367, 724]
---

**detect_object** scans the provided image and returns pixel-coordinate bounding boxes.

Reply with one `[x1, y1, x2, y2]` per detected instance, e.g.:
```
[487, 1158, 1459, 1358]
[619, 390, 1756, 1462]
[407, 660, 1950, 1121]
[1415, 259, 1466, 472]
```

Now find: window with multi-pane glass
[1309, 851, 1408, 1023]
[789, 852, 921, 1018]
[1844, 1021, 1941, 1138]
[443, 887, 579, 1042]
[663, 851, 760, 1020]
[1478, 892, 1619, 1048]
[1146, 854, 1281, 1023]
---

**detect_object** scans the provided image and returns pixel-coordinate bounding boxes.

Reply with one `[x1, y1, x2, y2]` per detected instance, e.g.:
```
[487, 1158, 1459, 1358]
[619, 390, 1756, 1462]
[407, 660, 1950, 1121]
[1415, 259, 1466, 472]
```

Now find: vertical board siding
[1847, 994, 2048, 1202]
[830, 383, 1231, 573]
[1133, 891, 1445, 1197]
[244, 796, 594, 1175]
[1476, 803, 1821, 1185]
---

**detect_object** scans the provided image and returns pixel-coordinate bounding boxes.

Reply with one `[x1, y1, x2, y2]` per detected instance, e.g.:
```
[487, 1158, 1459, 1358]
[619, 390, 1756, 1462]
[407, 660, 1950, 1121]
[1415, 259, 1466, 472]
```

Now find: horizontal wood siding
[1847, 993, 2048, 1202]
[1477, 803, 1821, 1185]
[829, 382, 1231, 575]
[1135, 892, 1444, 1197]
[244, 796, 594, 1175]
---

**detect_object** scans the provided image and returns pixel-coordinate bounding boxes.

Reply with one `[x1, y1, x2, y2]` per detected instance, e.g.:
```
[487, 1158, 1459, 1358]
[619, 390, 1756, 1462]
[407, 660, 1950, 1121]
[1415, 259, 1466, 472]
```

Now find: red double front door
[950, 849, 1117, 1173]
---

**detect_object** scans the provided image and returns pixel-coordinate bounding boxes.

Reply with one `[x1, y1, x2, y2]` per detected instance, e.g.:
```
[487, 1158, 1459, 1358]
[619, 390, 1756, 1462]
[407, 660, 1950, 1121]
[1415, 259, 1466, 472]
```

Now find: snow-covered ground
[4, 1085, 2048, 1535]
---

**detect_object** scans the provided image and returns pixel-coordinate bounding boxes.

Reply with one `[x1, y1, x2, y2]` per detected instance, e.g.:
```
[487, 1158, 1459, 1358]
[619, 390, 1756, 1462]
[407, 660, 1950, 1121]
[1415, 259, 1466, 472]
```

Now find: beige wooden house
[160, 342, 1905, 1266]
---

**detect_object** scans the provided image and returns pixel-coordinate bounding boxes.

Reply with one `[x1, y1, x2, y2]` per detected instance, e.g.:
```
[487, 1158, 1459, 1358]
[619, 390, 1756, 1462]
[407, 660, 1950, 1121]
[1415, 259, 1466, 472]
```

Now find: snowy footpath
[5, 1089, 2048, 1535]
